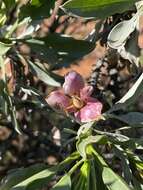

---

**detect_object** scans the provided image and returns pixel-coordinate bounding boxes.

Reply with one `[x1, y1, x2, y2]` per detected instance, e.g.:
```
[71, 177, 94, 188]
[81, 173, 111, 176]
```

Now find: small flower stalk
[46, 71, 103, 123]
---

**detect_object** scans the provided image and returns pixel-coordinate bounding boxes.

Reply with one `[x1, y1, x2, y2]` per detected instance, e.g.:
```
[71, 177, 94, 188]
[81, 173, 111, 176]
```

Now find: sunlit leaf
[0, 41, 12, 55]
[80, 161, 90, 190]
[102, 167, 132, 190]
[12, 168, 55, 190]
[1, 164, 50, 190]
[62, 0, 136, 19]
[52, 174, 71, 190]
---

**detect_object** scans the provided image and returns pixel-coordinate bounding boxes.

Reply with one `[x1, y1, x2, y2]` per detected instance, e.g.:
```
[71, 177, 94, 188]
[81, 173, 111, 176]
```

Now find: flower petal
[63, 71, 84, 95]
[46, 90, 70, 110]
[80, 86, 93, 101]
[74, 98, 103, 123]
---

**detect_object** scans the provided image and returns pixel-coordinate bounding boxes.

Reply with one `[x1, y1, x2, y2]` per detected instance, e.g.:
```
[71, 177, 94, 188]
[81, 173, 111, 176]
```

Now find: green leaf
[10, 99, 21, 134]
[0, 81, 7, 115]
[25, 34, 95, 69]
[0, 9, 7, 26]
[0, 41, 12, 55]
[113, 146, 132, 184]
[90, 160, 97, 190]
[90, 158, 107, 190]
[77, 135, 107, 159]
[80, 161, 90, 190]
[132, 177, 143, 190]
[62, 0, 136, 19]
[12, 169, 55, 190]
[102, 167, 132, 190]
[108, 112, 143, 127]
[3, 0, 16, 10]
[1, 164, 50, 190]
[52, 174, 71, 190]
[72, 161, 90, 190]
[91, 147, 132, 190]
[20, 0, 55, 20]
[1, 152, 79, 190]
[1, 90, 22, 134]
[28, 61, 61, 87]
[108, 73, 143, 112]
[71, 161, 90, 190]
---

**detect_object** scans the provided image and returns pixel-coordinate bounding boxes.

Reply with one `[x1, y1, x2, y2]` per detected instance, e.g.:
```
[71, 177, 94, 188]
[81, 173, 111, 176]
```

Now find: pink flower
[46, 71, 103, 123]
[46, 90, 71, 110]
[74, 97, 103, 123]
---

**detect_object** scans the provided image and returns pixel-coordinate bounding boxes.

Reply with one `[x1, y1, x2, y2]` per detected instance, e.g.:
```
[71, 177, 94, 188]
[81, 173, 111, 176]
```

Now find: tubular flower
[46, 71, 103, 123]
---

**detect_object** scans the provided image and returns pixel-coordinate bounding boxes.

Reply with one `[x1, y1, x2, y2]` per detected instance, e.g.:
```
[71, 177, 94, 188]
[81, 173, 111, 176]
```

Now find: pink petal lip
[74, 99, 103, 123]
[80, 85, 93, 101]
[46, 90, 70, 110]
[63, 71, 85, 95]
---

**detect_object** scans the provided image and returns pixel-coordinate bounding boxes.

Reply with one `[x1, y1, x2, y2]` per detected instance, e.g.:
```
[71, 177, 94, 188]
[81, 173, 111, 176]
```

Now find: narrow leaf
[28, 61, 61, 87]
[108, 73, 143, 112]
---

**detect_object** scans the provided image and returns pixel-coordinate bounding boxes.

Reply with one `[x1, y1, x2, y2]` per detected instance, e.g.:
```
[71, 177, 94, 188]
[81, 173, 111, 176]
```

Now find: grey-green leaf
[108, 13, 137, 49]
